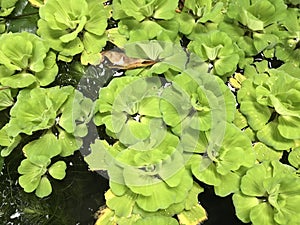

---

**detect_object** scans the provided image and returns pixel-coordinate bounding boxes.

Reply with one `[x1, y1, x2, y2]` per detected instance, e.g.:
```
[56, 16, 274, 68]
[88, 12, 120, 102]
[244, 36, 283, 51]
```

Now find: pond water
[1, 155, 246, 225]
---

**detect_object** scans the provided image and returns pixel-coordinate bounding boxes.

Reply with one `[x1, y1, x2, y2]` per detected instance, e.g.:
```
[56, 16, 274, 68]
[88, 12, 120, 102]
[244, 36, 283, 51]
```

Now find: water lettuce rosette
[0, 32, 58, 88]
[188, 31, 240, 77]
[113, 0, 180, 42]
[189, 123, 256, 196]
[94, 76, 168, 147]
[0, 86, 93, 197]
[37, 0, 108, 64]
[233, 160, 300, 225]
[238, 70, 300, 150]
[94, 182, 206, 225]
[161, 71, 236, 133]
[86, 137, 207, 224]
[219, 0, 287, 56]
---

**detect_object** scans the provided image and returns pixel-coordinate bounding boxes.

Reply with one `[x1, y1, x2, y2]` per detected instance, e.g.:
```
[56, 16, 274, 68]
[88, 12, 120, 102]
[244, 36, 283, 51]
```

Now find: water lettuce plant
[238, 70, 300, 150]
[1, 0, 300, 224]
[188, 31, 240, 77]
[37, 0, 109, 64]
[233, 160, 300, 225]
[0, 86, 93, 197]
[113, 0, 180, 42]
[0, 32, 58, 88]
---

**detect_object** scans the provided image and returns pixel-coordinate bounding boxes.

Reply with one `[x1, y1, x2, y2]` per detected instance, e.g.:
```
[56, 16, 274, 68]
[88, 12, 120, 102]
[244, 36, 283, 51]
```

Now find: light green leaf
[278, 116, 300, 139]
[253, 142, 282, 163]
[84, 139, 111, 171]
[35, 176, 52, 198]
[288, 147, 300, 169]
[232, 193, 260, 223]
[250, 203, 276, 225]
[23, 131, 61, 158]
[105, 189, 137, 217]
[58, 130, 82, 157]
[177, 204, 207, 225]
[0, 88, 14, 111]
[19, 173, 41, 193]
[48, 161, 67, 180]
[214, 172, 240, 197]
[240, 163, 270, 197]
[257, 121, 295, 150]
[0, 73, 36, 88]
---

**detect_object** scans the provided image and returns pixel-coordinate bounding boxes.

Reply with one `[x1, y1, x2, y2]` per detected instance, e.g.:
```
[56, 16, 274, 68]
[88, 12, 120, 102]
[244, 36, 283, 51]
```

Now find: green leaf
[0, 73, 36, 88]
[0, 125, 21, 157]
[253, 142, 282, 163]
[232, 193, 260, 223]
[288, 147, 300, 169]
[278, 116, 300, 139]
[105, 189, 137, 217]
[214, 171, 240, 197]
[84, 139, 111, 171]
[240, 163, 271, 197]
[7, 88, 56, 136]
[48, 161, 67, 180]
[58, 130, 82, 157]
[35, 176, 52, 198]
[177, 204, 207, 225]
[37, 0, 107, 63]
[250, 203, 276, 225]
[240, 9, 264, 31]
[257, 121, 295, 150]
[135, 172, 193, 212]
[19, 172, 41, 193]
[0, 88, 14, 111]
[23, 131, 61, 158]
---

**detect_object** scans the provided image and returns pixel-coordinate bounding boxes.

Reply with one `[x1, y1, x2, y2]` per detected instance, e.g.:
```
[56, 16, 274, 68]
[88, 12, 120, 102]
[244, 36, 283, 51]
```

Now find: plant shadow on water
[0, 148, 108, 225]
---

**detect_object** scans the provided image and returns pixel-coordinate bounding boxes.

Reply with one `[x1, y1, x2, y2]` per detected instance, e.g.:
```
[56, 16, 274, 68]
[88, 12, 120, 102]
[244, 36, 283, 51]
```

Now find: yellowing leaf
[101, 50, 156, 69]
[28, 0, 45, 8]
[177, 204, 207, 225]
[95, 207, 117, 225]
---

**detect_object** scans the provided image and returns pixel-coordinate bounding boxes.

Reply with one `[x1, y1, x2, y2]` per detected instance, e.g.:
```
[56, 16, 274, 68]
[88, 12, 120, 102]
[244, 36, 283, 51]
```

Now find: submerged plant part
[233, 160, 300, 225]
[0, 32, 58, 88]
[37, 0, 109, 64]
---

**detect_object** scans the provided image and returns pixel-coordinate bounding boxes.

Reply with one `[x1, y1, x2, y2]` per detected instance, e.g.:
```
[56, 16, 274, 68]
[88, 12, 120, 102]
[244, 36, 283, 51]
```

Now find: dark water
[0, 151, 108, 225]
[199, 184, 248, 225]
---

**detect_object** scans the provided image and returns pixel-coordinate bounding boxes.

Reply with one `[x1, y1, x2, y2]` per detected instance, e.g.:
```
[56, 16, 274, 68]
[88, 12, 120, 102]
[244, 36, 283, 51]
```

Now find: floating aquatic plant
[0, 86, 93, 197]
[233, 160, 300, 225]
[0, 32, 58, 88]
[188, 31, 240, 77]
[238, 70, 300, 150]
[37, 0, 109, 64]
